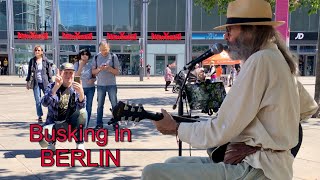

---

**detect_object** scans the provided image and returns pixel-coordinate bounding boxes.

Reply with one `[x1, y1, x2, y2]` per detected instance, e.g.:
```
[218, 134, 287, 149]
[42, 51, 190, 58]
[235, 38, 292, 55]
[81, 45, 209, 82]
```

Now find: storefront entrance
[155, 55, 177, 75]
[299, 55, 316, 76]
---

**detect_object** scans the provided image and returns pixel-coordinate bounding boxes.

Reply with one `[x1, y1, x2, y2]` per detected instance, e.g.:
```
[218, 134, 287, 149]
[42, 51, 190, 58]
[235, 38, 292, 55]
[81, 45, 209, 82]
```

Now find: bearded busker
[140, 0, 318, 179]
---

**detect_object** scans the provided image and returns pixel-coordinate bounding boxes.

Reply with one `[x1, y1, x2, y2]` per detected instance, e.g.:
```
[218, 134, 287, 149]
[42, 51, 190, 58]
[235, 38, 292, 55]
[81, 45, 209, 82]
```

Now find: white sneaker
[76, 143, 85, 151]
[47, 142, 56, 152]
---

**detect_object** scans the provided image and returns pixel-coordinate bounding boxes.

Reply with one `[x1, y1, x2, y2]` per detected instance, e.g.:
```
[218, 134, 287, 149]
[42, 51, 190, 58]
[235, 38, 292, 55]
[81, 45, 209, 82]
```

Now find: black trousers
[165, 81, 171, 90]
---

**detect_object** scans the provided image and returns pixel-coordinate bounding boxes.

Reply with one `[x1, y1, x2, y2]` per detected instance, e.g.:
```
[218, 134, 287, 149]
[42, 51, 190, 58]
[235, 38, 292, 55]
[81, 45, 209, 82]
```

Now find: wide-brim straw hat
[214, 0, 285, 30]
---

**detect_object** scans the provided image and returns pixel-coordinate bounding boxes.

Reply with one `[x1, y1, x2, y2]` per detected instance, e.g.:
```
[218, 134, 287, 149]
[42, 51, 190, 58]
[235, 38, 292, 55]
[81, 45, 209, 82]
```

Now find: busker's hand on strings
[153, 109, 178, 135]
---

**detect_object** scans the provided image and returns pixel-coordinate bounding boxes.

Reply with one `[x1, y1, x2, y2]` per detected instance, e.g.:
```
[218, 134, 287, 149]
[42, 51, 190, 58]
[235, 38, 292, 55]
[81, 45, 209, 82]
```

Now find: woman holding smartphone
[74, 49, 95, 127]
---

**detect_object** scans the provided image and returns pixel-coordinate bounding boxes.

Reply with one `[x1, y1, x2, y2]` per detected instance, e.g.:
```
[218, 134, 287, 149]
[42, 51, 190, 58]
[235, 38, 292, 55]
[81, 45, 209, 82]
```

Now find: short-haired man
[141, 0, 318, 179]
[92, 41, 120, 130]
[41, 62, 87, 151]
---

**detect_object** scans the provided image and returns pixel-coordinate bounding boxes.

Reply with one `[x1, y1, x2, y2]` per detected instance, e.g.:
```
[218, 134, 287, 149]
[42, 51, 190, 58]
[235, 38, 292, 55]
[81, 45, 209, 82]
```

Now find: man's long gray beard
[227, 36, 255, 62]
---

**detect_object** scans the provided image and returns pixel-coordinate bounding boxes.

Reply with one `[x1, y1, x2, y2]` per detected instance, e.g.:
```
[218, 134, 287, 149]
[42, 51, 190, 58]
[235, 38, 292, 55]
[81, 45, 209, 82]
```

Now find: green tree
[195, 0, 320, 117]
[194, 0, 319, 15]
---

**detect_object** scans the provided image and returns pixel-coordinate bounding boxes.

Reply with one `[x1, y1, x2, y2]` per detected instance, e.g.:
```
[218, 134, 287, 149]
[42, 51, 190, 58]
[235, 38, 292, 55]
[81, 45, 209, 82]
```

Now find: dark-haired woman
[26, 45, 52, 123]
[74, 49, 95, 127]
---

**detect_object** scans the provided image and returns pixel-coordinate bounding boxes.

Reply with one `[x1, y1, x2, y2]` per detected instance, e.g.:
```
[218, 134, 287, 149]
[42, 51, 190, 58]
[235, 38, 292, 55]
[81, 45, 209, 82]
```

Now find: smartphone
[74, 76, 81, 83]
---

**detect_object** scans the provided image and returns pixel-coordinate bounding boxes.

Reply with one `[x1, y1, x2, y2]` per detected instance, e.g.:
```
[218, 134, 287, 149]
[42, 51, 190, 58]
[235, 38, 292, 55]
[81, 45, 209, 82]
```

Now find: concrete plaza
[0, 76, 319, 179]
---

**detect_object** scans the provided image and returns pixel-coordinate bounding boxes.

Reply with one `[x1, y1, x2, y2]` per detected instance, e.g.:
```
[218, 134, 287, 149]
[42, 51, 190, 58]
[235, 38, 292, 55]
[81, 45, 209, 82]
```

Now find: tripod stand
[173, 68, 195, 156]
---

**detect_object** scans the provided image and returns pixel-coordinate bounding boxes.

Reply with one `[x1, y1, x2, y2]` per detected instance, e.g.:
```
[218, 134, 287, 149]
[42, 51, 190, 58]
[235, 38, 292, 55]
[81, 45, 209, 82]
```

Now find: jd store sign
[290, 32, 318, 41]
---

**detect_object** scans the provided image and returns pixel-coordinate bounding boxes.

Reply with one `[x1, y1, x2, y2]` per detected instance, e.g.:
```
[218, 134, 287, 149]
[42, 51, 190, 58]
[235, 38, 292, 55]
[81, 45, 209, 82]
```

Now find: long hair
[240, 25, 298, 75]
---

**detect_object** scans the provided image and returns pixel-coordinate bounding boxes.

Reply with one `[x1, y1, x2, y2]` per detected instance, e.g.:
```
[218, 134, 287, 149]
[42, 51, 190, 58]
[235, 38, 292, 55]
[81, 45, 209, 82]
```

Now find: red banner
[17, 32, 49, 40]
[151, 32, 182, 40]
[275, 0, 289, 43]
[107, 32, 137, 40]
[62, 32, 93, 40]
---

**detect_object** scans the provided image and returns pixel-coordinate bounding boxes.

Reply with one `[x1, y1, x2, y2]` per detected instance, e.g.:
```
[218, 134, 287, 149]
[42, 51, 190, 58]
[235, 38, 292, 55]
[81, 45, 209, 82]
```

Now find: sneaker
[38, 117, 43, 123]
[94, 124, 103, 131]
[47, 142, 56, 152]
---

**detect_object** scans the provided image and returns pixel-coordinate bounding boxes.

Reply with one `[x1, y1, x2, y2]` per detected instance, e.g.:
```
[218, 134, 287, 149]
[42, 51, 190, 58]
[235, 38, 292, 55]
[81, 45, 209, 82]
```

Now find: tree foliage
[194, 0, 320, 15]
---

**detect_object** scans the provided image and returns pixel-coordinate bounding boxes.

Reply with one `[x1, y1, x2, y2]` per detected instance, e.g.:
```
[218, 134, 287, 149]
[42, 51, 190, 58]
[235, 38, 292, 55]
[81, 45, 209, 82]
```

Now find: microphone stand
[173, 66, 194, 156]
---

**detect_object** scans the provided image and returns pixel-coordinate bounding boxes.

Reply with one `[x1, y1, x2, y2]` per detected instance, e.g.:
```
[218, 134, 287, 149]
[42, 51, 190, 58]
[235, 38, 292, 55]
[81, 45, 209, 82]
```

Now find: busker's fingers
[56, 69, 60, 75]
[161, 109, 174, 121]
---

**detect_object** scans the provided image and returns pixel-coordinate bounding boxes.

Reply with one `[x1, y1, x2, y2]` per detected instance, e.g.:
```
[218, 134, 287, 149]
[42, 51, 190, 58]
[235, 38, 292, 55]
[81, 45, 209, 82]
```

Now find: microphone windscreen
[213, 43, 224, 54]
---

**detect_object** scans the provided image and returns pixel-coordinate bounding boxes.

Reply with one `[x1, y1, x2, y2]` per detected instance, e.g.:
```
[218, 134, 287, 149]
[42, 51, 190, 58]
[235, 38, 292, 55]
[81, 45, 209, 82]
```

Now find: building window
[290, 45, 297, 52]
[155, 55, 176, 75]
[0, 1, 7, 31]
[103, 0, 141, 32]
[79, 45, 96, 53]
[13, 0, 52, 31]
[148, 0, 186, 31]
[58, 0, 96, 32]
[290, 8, 319, 31]
[60, 45, 77, 52]
[300, 45, 317, 53]
[0, 44, 7, 52]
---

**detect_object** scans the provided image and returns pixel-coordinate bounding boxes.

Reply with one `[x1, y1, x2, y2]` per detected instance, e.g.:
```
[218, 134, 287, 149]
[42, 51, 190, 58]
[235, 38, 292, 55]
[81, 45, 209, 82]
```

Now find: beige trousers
[141, 156, 269, 180]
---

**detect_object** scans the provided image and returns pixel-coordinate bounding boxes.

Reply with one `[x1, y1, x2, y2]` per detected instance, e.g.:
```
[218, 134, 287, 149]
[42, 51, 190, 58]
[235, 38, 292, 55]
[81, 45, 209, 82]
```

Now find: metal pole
[52, 0, 59, 67]
[185, 0, 192, 64]
[7, 0, 14, 75]
[97, 0, 103, 51]
[141, 0, 148, 81]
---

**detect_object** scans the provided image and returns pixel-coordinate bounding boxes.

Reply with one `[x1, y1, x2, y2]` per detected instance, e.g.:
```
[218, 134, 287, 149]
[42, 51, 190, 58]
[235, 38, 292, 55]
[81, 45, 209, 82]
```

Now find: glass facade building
[0, 0, 319, 76]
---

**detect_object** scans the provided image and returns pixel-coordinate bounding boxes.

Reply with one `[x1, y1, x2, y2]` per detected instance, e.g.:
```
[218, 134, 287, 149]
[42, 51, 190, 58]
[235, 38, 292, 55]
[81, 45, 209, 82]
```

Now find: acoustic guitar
[109, 101, 227, 162]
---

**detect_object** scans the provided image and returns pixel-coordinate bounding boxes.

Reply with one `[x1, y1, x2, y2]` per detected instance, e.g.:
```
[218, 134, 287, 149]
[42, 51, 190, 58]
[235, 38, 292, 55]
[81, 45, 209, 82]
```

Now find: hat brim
[214, 21, 285, 30]
[61, 68, 75, 71]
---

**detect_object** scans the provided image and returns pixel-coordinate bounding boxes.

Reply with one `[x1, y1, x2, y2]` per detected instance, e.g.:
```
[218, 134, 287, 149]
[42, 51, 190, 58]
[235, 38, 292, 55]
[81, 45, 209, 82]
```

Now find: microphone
[185, 43, 224, 70]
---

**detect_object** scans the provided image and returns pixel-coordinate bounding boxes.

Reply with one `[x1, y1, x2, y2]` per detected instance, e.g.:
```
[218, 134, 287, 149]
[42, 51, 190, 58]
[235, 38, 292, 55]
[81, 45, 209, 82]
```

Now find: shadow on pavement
[0, 166, 142, 180]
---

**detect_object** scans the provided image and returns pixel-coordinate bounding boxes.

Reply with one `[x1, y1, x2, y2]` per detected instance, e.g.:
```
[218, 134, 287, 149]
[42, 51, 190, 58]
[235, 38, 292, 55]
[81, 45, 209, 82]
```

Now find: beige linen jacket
[178, 43, 318, 180]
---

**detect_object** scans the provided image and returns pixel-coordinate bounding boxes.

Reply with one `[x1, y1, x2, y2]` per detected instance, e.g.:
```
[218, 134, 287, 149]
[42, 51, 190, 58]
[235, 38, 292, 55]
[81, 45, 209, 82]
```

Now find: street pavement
[0, 75, 319, 180]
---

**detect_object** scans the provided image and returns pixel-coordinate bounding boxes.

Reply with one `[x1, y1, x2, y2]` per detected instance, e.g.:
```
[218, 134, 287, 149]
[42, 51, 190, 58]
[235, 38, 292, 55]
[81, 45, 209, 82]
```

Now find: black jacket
[26, 56, 52, 89]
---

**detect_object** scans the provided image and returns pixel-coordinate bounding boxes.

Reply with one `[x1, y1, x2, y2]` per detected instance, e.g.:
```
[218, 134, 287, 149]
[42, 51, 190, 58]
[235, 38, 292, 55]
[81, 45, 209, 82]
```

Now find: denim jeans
[51, 108, 87, 144]
[83, 86, 95, 126]
[33, 82, 45, 117]
[96, 85, 118, 126]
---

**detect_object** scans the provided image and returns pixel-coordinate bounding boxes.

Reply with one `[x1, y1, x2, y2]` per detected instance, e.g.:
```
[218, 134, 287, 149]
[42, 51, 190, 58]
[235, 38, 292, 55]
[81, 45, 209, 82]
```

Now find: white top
[178, 43, 318, 180]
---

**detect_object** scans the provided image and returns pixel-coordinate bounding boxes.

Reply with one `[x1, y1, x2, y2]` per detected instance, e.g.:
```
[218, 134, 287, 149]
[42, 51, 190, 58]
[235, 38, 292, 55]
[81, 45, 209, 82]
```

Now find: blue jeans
[83, 86, 95, 126]
[96, 85, 118, 126]
[33, 83, 45, 117]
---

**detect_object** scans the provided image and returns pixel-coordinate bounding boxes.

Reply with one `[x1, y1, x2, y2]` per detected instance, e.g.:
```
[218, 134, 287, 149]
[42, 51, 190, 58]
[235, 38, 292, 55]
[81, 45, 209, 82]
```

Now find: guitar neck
[144, 111, 199, 123]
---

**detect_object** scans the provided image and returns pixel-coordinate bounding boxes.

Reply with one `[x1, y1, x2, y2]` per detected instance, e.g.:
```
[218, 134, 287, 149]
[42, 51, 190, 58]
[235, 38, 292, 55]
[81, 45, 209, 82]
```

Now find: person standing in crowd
[92, 40, 120, 130]
[208, 63, 216, 82]
[215, 65, 223, 81]
[22, 61, 28, 77]
[3, 58, 8, 75]
[41, 63, 87, 152]
[26, 45, 52, 123]
[141, 0, 318, 179]
[74, 49, 95, 127]
[146, 64, 151, 79]
[191, 63, 200, 80]
[164, 64, 173, 91]
[18, 63, 23, 78]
